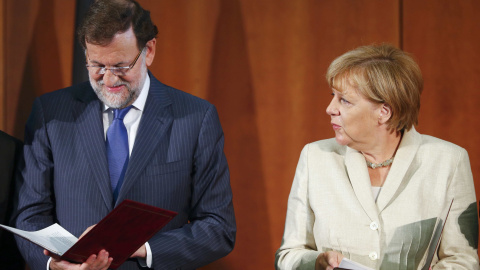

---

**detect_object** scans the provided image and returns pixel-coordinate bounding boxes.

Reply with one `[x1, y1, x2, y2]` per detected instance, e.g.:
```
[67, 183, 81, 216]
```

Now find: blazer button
[369, 251, 378, 260]
[370, 221, 379, 230]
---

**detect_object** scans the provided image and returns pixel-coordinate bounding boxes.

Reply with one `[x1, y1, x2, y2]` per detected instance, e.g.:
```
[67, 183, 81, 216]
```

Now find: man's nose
[103, 69, 119, 86]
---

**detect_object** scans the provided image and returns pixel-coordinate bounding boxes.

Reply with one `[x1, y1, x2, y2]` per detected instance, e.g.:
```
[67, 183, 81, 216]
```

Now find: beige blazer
[276, 128, 479, 270]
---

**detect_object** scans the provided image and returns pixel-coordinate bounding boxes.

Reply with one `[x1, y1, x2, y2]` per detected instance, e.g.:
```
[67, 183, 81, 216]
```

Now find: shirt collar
[102, 73, 151, 112]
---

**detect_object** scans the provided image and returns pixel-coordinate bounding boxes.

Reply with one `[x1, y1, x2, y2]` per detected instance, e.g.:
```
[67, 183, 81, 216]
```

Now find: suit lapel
[116, 75, 173, 203]
[345, 147, 379, 221]
[74, 85, 113, 210]
[376, 128, 421, 212]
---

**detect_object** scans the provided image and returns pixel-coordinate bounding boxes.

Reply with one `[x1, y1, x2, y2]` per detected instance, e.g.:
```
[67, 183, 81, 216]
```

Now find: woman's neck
[361, 129, 403, 164]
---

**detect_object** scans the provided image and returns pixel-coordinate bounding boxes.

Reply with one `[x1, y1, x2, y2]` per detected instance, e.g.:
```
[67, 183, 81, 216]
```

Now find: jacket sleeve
[148, 104, 236, 269]
[433, 148, 479, 269]
[275, 145, 320, 270]
[14, 98, 53, 269]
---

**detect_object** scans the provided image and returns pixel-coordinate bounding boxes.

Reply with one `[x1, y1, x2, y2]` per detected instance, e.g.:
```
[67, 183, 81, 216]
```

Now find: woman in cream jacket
[275, 44, 479, 270]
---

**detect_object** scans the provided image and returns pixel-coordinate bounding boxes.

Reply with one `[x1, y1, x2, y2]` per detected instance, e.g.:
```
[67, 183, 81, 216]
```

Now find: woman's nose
[326, 97, 339, 116]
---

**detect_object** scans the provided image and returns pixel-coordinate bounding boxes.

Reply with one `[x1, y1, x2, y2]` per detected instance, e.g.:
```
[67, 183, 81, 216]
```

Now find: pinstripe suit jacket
[275, 128, 479, 270]
[15, 73, 236, 270]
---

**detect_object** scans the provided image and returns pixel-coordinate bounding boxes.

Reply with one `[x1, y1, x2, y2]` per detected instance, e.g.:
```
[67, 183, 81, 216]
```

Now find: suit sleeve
[275, 145, 321, 270]
[14, 98, 53, 269]
[433, 148, 479, 269]
[148, 104, 236, 269]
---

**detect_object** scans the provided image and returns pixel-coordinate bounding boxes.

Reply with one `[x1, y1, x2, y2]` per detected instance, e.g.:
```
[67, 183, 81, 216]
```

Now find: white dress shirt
[102, 74, 150, 156]
[371, 186, 381, 202]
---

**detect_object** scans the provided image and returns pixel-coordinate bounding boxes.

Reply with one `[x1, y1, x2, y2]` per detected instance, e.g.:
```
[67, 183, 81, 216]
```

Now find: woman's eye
[340, 98, 350, 104]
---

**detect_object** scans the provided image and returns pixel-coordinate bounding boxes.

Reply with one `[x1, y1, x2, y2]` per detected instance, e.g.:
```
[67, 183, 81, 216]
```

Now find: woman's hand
[315, 251, 344, 270]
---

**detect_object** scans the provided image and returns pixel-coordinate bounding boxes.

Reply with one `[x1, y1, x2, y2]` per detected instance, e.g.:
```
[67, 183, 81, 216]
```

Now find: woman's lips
[331, 123, 341, 130]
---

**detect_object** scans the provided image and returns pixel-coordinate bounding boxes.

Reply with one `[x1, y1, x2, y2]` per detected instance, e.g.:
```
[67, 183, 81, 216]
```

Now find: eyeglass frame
[85, 47, 145, 76]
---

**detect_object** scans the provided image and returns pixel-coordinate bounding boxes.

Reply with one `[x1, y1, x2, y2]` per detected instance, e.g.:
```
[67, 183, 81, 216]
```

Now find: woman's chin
[334, 136, 351, 146]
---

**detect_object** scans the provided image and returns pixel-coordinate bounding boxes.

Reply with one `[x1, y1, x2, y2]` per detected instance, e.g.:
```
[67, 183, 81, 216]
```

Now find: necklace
[366, 156, 394, 169]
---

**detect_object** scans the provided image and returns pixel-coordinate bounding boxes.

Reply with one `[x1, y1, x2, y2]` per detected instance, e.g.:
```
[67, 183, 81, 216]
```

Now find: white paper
[336, 199, 453, 270]
[421, 198, 454, 270]
[0, 223, 78, 255]
[338, 258, 375, 270]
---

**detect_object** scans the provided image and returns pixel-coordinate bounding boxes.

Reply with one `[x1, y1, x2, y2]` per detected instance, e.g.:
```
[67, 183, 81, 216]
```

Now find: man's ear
[145, 38, 156, 66]
[378, 103, 392, 125]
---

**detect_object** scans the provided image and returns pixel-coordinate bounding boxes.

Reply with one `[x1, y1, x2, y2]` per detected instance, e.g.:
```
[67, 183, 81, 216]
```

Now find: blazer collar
[116, 73, 174, 204]
[376, 127, 421, 212]
[345, 146, 380, 221]
[344, 127, 422, 220]
[73, 82, 113, 210]
[73, 74, 175, 208]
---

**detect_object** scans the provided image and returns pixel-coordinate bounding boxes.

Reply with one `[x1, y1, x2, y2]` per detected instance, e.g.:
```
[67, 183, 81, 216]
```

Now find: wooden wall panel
[0, 0, 4, 130]
[139, 0, 220, 99]
[201, 2, 266, 268]
[403, 0, 480, 249]
[4, 0, 74, 138]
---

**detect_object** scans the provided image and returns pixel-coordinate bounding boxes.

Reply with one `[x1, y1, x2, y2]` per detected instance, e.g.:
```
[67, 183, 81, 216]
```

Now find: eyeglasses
[85, 47, 144, 77]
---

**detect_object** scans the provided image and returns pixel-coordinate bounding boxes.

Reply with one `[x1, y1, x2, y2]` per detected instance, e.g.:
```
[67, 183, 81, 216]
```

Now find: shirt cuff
[137, 242, 152, 268]
[47, 257, 51, 270]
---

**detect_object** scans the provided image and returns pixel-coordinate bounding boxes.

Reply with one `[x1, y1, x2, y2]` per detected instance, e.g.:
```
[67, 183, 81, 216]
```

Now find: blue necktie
[106, 106, 132, 202]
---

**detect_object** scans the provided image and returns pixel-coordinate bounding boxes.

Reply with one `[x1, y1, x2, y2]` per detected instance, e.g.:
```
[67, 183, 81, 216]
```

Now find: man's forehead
[85, 27, 137, 50]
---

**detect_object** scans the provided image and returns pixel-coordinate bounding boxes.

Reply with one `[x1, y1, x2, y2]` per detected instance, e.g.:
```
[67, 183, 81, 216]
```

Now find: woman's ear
[378, 103, 392, 125]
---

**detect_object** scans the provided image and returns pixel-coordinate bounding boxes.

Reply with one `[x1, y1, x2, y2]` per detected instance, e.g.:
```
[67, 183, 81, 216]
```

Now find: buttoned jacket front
[276, 128, 479, 270]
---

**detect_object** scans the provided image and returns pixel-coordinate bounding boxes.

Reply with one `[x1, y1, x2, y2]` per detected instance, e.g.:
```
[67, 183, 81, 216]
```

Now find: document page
[336, 258, 375, 270]
[421, 198, 454, 270]
[1, 200, 177, 269]
[0, 223, 77, 255]
[333, 198, 454, 270]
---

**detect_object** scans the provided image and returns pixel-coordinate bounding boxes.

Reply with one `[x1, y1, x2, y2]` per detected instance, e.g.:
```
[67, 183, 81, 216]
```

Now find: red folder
[61, 199, 177, 269]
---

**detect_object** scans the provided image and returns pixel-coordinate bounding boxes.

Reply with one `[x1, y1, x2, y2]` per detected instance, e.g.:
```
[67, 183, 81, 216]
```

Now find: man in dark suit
[14, 1, 236, 269]
[0, 131, 25, 269]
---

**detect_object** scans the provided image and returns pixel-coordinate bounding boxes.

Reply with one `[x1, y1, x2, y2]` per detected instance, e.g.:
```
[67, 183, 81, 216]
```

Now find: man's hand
[44, 249, 113, 270]
[79, 224, 96, 239]
[130, 244, 147, 259]
[45, 224, 113, 269]
[315, 251, 344, 270]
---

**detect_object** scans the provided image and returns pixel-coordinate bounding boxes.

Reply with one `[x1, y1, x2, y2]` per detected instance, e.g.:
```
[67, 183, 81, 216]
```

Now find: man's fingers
[79, 224, 96, 239]
[83, 253, 98, 264]
[81, 250, 113, 270]
[102, 257, 114, 270]
[43, 249, 61, 260]
[46, 249, 113, 270]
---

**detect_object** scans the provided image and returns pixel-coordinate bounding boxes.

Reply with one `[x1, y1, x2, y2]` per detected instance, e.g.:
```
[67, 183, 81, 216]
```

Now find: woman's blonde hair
[326, 44, 423, 131]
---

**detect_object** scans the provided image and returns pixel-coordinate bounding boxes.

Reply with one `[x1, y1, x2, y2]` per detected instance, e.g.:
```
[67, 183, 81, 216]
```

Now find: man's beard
[89, 66, 146, 109]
